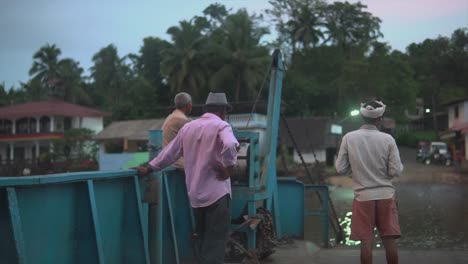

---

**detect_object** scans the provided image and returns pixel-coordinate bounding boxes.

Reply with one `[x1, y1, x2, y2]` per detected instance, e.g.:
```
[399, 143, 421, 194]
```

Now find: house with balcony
[0, 100, 108, 165]
[445, 98, 468, 162]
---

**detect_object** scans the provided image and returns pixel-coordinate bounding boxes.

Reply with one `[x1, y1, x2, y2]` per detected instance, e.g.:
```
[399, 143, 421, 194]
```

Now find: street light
[337, 109, 360, 124]
[425, 108, 431, 113]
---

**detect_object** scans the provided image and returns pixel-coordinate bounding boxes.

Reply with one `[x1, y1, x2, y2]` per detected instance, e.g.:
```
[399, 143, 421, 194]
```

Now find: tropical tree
[125, 76, 160, 119]
[56, 59, 90, 104]
[407, 28, 468, 130]
[335, 42, 417, 119]
[160, 19, 209, 101]
[202, 3, 229, 32]
[28, 44, 90, 103]
[323, 1, 382, 54]
[29, 43, 62, 87]
[291, 4, 325, 49]
[445, 28, 468, 100]
[0, 83, 9, 106]
[132, 37, 171, 105]
[52, 128, 96, 160]
[90, 44, 129, 110]
[208, 9, 270, 102]
[0, 83, 27, 106]
[20, 78, 48, 101]
[266, 0, 327, 59]
[134, 37, 168, 86]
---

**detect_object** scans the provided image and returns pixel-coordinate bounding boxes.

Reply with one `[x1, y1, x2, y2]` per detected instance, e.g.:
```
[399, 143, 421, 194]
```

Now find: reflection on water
[331, 183, 468, 250]
[339, 212, 360, 246]
[338, 211, 383, 247]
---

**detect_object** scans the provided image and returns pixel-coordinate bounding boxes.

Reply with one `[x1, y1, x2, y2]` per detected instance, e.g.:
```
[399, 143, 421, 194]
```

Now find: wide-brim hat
[204, 92, 232, 112]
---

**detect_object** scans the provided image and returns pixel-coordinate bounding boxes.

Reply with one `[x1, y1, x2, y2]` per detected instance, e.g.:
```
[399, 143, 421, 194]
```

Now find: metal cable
[246, 63, 273, 128]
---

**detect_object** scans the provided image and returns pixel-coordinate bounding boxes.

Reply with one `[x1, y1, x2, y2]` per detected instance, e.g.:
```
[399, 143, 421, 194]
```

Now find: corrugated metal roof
[94, 119, 165, 140]
[0, 100, 109, 118]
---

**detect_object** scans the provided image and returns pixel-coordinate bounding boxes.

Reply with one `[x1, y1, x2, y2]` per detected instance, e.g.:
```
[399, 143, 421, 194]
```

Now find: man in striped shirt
[336, 100, 404, 264]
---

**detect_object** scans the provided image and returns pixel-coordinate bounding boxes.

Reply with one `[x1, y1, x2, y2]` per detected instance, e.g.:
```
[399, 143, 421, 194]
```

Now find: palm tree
[161, 20, 209, 100]
[323, 2, 382, 52]
[20, 78, 49, 101]
[29, 43, 62, 85]
[0, 83, 8, 106]
[91, 44, 129, 108]
[209, 10, 270, 102]
[266, 0, 327, 60]
[290, 4, 325, 49]
[57, 59, 90, 104]
[29, 44, 91, 103]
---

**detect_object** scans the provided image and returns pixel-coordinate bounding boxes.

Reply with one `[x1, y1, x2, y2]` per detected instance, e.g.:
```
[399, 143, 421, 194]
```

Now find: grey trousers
[193, 194, 231, 264]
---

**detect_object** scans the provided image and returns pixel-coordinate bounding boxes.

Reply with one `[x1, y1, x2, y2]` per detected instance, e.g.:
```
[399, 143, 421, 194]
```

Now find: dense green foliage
[1, 1, 467, 123]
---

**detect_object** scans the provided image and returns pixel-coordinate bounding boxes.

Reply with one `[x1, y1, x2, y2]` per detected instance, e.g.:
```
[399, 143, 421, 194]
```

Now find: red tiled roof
[0, 100, 109, 118]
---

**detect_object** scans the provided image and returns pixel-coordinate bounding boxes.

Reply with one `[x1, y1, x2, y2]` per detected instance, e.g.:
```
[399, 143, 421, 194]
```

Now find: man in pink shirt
[137, 92, 239, 264]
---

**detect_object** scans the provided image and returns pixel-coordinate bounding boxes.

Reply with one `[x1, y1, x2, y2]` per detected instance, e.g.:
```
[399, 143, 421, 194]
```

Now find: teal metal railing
[277, 178, 330, 248]
[0, 170, 150, 264]
[305, 185, 330, 248]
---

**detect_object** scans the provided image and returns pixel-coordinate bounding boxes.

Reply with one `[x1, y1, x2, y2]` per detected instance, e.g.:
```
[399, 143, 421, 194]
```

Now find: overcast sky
[1, 0, 467, 88]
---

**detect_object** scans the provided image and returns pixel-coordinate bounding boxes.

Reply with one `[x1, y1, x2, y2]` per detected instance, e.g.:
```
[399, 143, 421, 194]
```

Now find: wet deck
[263, 240, 468, 264]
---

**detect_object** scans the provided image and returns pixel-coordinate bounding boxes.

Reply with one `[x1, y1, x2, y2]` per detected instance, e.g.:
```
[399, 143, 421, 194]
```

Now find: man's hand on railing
[133, 166, 153, 176]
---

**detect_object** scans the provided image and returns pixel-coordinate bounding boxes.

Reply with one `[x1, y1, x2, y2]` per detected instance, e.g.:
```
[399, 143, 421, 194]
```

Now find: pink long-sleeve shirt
[149, 113, 239, 208]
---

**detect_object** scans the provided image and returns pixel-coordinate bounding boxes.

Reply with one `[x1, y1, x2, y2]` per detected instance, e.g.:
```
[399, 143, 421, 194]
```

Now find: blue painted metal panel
[277, 178, 305, 238]
[305, 185, 330, 248]
[148, 129, 196, 264]
[0, 170, 141, 187]
[133, 176, 151, 263]
[148, 130, 163, 161]
[93, 177, 147, 264]
[5, 182, 98, 263]
[0, 170, 149, 264]
[17, 183, 98, 264]
[0, 189, 17, 263]
[153, 171, 195, 264]
[6, 187, 27, 263]
[156, 173, 176, 264]
[87, 180, 105, 264]
[166, 171, 195, 261]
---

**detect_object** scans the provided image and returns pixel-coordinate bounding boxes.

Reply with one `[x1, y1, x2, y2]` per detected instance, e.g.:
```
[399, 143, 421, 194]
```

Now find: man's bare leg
[382, 236, 398, 264]
[360, 239, 373, 264]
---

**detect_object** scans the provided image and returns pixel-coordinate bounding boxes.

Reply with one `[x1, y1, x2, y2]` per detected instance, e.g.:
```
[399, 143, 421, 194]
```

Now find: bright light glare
[350, 110, 360, 116]
[425, 108, 431, 113]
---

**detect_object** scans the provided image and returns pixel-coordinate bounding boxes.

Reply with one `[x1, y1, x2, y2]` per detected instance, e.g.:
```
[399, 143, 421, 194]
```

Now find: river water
[304, 177, 468, 250]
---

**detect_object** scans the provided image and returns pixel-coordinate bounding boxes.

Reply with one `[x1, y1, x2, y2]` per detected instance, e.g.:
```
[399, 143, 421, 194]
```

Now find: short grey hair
[174, 92, 192, 109]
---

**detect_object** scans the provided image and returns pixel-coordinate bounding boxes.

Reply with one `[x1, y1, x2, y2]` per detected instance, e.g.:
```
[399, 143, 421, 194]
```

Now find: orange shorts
[350, 196, 401, 241]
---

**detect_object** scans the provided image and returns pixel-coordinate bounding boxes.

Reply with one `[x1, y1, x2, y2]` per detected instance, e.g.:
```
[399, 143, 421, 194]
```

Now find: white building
[0, 100, 107, 164]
